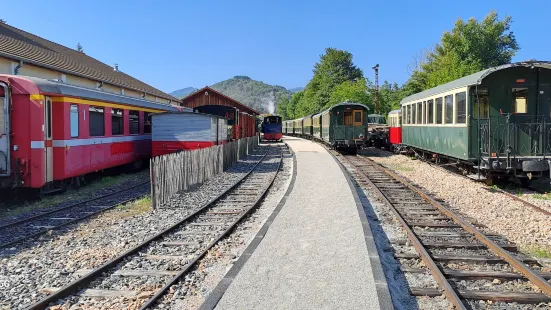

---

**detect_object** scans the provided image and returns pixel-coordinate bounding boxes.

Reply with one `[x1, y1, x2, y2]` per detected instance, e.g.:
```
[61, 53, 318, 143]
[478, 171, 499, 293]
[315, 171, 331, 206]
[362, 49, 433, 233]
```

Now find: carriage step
[466, 174, 487, 181]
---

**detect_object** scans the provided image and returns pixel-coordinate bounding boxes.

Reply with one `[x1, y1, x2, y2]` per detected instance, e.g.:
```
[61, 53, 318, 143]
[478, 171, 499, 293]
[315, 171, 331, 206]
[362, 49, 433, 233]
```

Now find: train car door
[44, 97, 53, 183]
[0, 82, 9, 176]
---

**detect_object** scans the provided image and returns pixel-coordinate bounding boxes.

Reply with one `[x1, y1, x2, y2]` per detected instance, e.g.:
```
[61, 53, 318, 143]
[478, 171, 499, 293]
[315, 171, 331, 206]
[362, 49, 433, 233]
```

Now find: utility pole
[372, 64, 379, 114]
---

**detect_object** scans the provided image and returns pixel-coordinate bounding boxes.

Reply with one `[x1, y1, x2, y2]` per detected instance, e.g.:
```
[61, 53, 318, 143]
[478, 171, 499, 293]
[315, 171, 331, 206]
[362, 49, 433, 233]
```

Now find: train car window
[423, 101, 428, 124]
[89, 106, 105, 136]
[445, 95, 453, 124]
[70, 105, 79, 138]
[129, 110, 139, 134]
[402, 109, 405, 125]
[436, 98, 443, 124]
[0, 96, 4, 136]
[111, 108, 123, 135]
[353, 110, 362, 125]
[46, 99, 52, 138]
[512, 88, 528, 114]
[473, 91, 490, 119]
[144, 112, 152, 134]
[416, 102, 422, 124]
[427, 99, 434, 124]
[411, 104, 415, 124]
[455, 92, 467, 123]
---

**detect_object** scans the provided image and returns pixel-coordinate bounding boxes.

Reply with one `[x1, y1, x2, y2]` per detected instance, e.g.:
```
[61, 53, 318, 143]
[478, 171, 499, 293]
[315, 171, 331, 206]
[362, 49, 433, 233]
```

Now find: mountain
[169, 87, 197, 98]
[210, 76, 292, 113]
[289, 87, 304, 93]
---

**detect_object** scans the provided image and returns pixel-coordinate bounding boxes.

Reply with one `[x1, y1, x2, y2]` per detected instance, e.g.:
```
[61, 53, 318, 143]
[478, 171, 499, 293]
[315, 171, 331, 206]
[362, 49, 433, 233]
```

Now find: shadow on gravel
[353, 182, 420, 310]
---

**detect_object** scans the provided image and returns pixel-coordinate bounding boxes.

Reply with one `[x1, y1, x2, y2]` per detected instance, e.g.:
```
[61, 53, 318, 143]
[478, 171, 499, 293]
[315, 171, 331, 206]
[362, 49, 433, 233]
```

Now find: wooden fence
[150, 136, 259, 209]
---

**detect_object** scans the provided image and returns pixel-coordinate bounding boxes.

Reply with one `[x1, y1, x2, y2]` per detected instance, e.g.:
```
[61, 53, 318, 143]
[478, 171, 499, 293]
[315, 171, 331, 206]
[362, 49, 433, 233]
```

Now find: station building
[0, 22, 178, 104]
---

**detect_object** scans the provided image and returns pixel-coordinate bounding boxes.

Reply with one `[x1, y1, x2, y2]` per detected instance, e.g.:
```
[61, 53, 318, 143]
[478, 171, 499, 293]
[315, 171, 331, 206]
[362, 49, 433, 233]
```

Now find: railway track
[28, 144, 283, 310]
[339, 154, 551, 309]
[0, 181, 151, 250]
[367, 149, 551, 218]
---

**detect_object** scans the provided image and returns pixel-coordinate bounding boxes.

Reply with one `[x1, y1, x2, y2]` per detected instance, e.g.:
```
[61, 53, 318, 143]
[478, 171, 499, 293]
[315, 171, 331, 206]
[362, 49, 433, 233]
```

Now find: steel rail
[495, 187, 551, 217]
[27, 152, 270, 310]
[340, 155, 467, 310]
[0, 180, 150, 230]
[399, 151, 551, 217]
[360, 156, 551, 298]
[140, 146, 283, 309]
[0, 194, 146, 249]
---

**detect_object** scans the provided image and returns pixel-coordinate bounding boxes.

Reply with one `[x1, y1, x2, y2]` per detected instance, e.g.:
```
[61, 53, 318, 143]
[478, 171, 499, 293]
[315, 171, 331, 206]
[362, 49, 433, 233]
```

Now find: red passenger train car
[151, 112, 229, 157]
[388, 109, 402, 150]
[0, 75, 184, 191]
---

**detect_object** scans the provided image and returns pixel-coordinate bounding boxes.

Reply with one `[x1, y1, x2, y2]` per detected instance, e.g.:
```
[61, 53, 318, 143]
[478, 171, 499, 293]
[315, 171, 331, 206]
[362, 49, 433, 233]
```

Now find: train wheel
[485, 175, 495, 186]
[520, 178, 532, 188]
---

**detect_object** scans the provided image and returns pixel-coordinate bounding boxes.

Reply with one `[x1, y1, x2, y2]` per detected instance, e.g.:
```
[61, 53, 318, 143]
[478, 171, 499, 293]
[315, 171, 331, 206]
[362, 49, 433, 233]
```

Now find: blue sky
[3, 0, 550, 94]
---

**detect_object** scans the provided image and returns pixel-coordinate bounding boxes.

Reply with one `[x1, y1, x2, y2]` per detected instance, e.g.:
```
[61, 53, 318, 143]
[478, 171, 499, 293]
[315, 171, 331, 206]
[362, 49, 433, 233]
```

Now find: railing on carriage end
[478, 115, 551, 158]
[149, 136, 260, 209]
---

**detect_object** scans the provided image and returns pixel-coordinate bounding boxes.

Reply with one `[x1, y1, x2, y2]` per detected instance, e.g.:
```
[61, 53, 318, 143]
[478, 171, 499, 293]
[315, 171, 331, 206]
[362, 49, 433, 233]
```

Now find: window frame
[444, 95, 453, 124]
[129, 110, 140, 135]
[46, 99, 52, 139]
[435, 97, 443, 124]
[455, 91, 467, 123]
[89, 106, 105, 137]
[353, 110, 363, 126]
[111, 108, 124, 136]
[427, 99, 434, 124]
[70, 104, 79, 138]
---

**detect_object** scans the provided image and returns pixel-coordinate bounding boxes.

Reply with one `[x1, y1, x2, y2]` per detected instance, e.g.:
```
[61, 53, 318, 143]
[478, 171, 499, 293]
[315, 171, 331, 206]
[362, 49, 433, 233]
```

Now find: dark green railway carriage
[312, 101, 369, 153]
[401, 61, 551, 183]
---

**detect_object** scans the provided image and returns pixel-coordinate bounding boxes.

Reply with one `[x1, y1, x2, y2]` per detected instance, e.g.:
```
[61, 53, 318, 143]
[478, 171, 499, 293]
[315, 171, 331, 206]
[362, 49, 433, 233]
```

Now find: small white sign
[0, 276, 10, 290]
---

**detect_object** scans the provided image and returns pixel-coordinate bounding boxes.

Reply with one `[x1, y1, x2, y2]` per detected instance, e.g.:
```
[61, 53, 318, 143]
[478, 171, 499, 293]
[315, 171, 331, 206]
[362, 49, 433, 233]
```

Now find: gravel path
[152, 145, 293, 309]
[0, 152, 264, 309]
[361, 149, 551, 254]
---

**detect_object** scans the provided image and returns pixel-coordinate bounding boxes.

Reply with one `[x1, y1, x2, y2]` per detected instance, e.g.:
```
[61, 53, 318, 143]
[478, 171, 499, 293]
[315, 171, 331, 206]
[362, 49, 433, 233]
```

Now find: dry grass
[115, 196, 152, 218]
[0, 174, 136, 219]
[521, 245, 551, 259]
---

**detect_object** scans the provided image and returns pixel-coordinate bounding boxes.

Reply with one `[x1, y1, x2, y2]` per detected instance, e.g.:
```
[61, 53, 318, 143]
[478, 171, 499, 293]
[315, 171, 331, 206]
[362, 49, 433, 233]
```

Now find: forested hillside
[277, 11, 519, 120]
[169, 87, 197, 98]
[210, 76, 292, 113]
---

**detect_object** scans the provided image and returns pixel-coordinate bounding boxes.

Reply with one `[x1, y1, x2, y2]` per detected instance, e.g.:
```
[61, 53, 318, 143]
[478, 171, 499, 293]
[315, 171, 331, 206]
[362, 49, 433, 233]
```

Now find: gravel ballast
[362, 149, 551, 253]
[0, 151, 265, 309]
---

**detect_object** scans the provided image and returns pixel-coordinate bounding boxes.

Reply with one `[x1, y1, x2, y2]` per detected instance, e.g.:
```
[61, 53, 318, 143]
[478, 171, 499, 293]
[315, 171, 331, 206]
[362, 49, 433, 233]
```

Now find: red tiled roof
[0, 22, 178, 101]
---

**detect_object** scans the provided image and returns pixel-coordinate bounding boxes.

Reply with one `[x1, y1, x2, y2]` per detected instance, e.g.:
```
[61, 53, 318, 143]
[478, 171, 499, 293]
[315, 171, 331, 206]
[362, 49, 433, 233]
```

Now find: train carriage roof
[388, 109, 401, 115]
[322, 101, 370, 113]
[24, 76, 185, 112]
[400, 60, 551, 105]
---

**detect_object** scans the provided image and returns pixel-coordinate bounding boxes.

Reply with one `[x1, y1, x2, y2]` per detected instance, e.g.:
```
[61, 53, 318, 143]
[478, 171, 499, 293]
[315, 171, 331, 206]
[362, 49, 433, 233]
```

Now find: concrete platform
[205, 137, 392, 309]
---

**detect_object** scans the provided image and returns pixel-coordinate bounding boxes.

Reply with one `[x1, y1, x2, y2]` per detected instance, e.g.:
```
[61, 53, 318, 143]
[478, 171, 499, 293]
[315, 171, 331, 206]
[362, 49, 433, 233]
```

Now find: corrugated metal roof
[400, 61, 551, 105]
[0, 22, 179, 101]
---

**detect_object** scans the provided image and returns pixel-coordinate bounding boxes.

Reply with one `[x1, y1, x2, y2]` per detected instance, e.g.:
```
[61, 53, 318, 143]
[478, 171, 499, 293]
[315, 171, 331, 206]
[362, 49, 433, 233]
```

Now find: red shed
[180, 87, 259, 140]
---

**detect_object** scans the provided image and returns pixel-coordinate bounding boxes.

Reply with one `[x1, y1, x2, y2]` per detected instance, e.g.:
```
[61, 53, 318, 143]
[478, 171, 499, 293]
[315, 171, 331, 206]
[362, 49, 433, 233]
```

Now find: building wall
[65, 74, 97, 88]
[17, 63, 61, 80]
[0, 58, 11, 74]
[0, 56, 173, 104]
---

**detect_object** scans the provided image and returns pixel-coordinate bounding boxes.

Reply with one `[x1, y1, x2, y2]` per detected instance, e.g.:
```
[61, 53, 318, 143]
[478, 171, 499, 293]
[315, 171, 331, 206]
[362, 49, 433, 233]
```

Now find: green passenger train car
[312, 101, 369, 153]
[400, 61, 551, 184]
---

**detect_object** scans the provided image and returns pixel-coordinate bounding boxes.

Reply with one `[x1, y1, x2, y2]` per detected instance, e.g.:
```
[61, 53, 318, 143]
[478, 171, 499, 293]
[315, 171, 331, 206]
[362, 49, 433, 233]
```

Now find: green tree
[420, 11, 519, 88]
[286, 91, 304, 119]
[328, 78, 371, 110]
[276, 97, 289, 119]
[297, 48, 363, 116]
